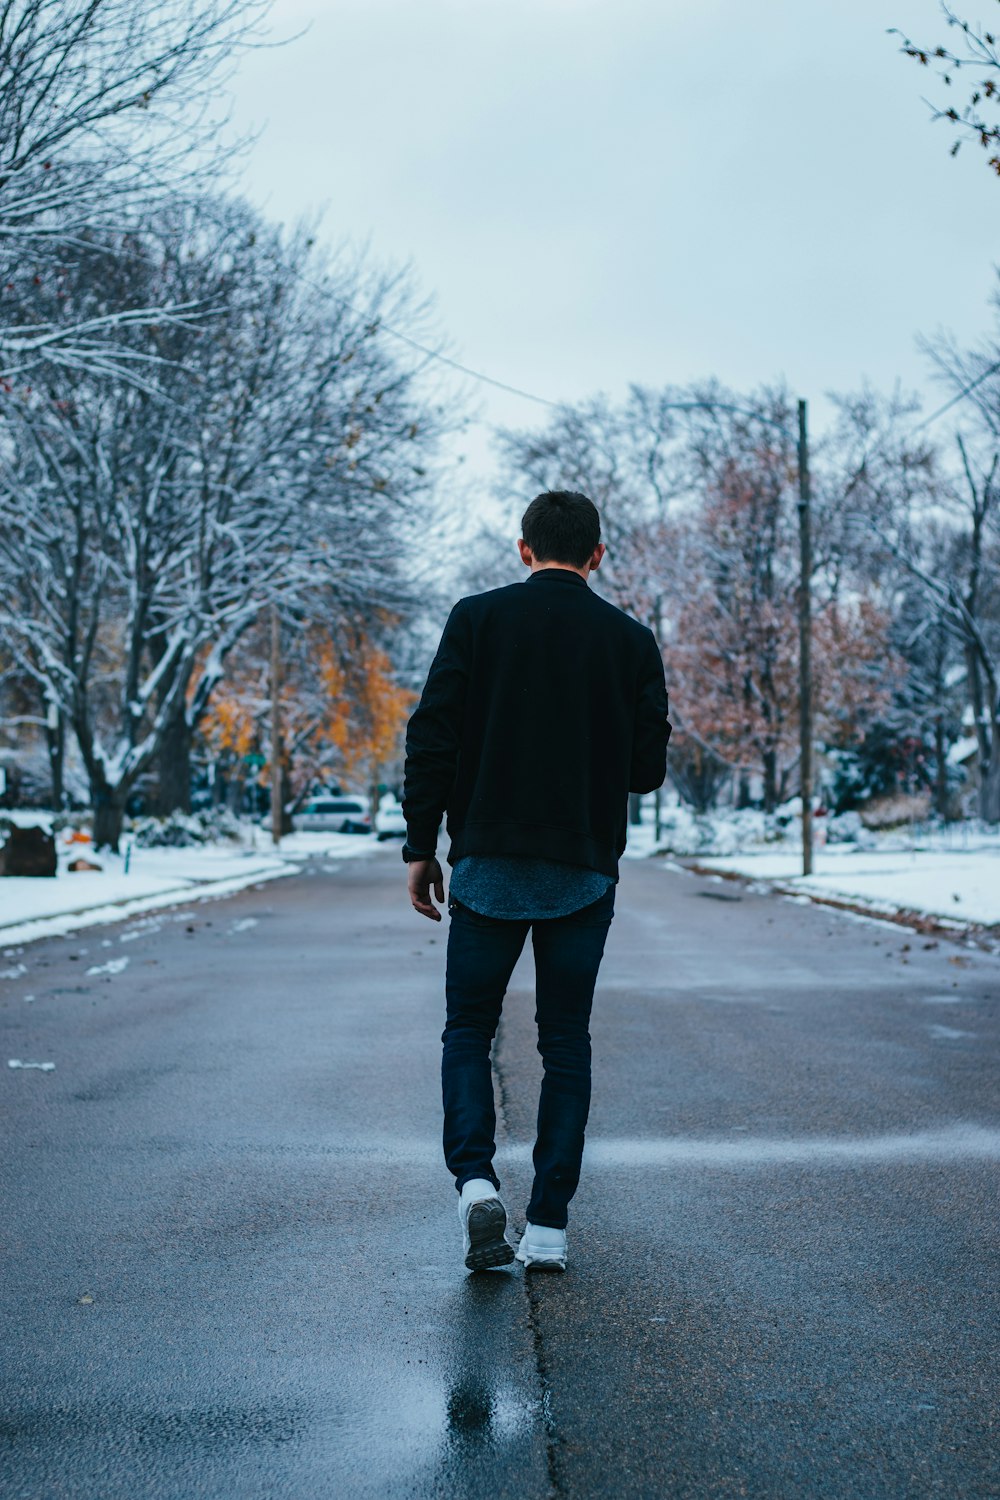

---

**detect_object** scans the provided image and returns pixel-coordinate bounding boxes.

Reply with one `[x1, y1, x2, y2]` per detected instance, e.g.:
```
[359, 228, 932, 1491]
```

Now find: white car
[292, 796, 372, 834]
[375, 800, 407, 841]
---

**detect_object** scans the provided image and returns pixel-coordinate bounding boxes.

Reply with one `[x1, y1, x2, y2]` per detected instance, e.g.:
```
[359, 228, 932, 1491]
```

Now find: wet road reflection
[429, 1271, 544, 1493]
[447, 1376, 494, 1439]
[311, 1265, 546, 1496]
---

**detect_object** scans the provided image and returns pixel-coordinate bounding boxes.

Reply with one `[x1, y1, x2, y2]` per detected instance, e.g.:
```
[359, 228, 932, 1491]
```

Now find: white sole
[515, 1240, 567, 1272]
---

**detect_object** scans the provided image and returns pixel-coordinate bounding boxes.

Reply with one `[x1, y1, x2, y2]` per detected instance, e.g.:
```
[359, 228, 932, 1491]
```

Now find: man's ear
[517, 538, 534, 568]
[590, 542, 606, 571]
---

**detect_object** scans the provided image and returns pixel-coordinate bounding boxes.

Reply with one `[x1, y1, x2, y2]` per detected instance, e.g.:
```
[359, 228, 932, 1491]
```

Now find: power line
[292, 257, 1000, 435]
[907, 356, 1000, 435]
[289, 261, 566, 411]
[368, 312, 1000, 441]
[359, 320, 567, 410]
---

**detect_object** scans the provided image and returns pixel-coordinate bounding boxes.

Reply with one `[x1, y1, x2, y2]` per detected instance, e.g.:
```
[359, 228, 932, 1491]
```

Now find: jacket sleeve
[401, 600, 472, 854]
[629, 628, 671, 794]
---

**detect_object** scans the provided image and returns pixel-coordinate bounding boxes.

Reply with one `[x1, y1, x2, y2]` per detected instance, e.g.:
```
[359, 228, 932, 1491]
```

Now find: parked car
[291, 796, 372, 834]
[375, 799, 407, 841]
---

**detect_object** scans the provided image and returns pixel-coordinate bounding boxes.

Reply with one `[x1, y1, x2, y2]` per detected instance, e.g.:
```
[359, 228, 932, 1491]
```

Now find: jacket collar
[525, 568, 588, 588]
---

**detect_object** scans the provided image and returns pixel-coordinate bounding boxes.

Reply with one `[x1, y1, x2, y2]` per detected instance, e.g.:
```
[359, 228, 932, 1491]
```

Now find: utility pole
[270, 604, 283, 847]
[797, 398, 814, 877]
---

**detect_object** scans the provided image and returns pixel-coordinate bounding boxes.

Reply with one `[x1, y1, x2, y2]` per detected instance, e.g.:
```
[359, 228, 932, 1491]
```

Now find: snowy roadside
[624, 813, 1000, 934]
[0, 826, 381, 948]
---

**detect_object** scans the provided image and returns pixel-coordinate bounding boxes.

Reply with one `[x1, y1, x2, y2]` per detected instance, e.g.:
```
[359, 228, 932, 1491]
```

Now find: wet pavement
[1, 848, 998, 1498]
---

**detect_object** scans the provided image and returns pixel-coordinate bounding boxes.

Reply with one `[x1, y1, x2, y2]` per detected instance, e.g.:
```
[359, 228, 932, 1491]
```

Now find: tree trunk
[224, 762, 243, 813]
[980, 718, 1000, 824]
[762, 748, 778, 815]
[934, 715, 948, 820]
[628, 791, 643, 825]
[92, 785, 128, 852]
[278, 765, 294, 835]
[45, 714, 65, 811]
[154, 709, 192, 816]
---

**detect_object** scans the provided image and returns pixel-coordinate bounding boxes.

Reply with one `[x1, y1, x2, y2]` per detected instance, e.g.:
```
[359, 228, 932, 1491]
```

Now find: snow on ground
[624, 806, 1000, 927]
[0, 823, 382, 947]
[694, 846, 1000, 927]
[5, 796, 996, 942]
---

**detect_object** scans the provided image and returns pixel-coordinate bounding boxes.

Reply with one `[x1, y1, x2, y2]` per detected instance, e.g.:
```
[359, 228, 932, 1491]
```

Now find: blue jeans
[442, 884, 616, 1229]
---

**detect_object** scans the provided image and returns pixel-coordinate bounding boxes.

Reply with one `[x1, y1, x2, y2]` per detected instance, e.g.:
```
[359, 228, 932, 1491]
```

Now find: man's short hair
[520, 490, 601, 569]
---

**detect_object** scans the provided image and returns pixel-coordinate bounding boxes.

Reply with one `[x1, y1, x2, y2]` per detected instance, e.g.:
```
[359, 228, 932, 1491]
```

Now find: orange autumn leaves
[314, 635, 415, 784]
[198, 621, 415, 795]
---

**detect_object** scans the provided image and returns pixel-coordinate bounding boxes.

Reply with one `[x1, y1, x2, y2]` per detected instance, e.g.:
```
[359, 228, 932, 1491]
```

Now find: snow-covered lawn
[625, 809, 1000, 927]
[691, 845, 999, 927]
[0, 822, 382, 947]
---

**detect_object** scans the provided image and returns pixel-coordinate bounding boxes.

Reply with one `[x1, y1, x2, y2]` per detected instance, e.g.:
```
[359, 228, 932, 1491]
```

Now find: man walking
[401, 490, 671, 1271]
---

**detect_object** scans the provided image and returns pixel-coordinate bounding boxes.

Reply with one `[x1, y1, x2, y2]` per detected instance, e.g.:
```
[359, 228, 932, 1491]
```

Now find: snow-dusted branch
[0, 0, 276, 377]
[0, 197, 454, 843]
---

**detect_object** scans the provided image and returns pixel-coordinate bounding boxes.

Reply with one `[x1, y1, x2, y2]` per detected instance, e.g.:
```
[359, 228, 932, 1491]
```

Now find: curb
[672, 857, 1000, 952]
[0, 862, 299, 949]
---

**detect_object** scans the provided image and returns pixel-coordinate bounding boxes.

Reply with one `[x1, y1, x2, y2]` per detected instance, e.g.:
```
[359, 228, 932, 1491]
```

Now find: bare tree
[497, 381, 917, 815]
[495, 385, 683, 627]
[891, 2, 1000, 177]
[865, 438, 1000, 821]
[0, 0, 274, 375]
[0, 199, 453, 846]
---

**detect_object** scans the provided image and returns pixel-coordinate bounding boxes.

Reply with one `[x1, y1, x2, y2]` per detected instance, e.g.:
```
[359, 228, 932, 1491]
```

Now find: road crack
[494, 1017, 566, 1498]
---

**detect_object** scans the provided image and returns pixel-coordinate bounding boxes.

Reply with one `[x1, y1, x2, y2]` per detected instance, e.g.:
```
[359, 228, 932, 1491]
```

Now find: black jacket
[401, 567, 671, 879]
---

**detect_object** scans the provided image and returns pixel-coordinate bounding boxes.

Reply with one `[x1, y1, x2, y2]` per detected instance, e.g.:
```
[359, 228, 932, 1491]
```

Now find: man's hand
[408, 857, 445, 921]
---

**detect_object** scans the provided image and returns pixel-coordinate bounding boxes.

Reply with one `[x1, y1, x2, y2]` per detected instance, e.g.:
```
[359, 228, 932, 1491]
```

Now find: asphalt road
[1, 847, 998, 1499]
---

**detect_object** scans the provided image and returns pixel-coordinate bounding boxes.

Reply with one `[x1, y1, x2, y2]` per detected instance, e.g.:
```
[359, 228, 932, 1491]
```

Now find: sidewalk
[0, 826, 380, 948]
[623, 816, 1000, 931]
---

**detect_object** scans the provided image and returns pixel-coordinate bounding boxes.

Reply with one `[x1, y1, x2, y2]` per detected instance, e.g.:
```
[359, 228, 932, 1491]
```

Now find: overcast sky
[225, 0, 1000, 507]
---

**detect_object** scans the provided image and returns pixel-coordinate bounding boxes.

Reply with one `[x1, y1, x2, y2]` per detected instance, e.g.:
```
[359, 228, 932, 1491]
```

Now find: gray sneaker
[459, 1180, 515, 1271]
[515, 1221, 568, 1271]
